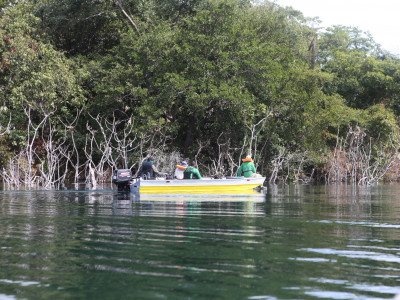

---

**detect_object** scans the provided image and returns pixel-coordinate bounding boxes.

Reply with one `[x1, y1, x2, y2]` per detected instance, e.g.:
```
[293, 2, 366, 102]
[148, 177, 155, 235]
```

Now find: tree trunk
[183, 121, 195, 156]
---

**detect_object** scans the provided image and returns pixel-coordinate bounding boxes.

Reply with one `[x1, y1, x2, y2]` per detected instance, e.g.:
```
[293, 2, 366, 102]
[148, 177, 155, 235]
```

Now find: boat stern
[129, 179, 141, 193]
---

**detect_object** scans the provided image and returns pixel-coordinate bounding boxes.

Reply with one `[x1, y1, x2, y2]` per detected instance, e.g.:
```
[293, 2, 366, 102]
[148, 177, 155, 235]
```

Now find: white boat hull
[130, 177, 266, 194]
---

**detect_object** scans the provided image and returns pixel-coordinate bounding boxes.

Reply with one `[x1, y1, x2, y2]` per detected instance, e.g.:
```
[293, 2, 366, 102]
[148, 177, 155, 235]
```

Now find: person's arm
[152, 165, 161, 177]
[194, 168, 202, 179]
[237, 164, 243, 177]
[251, 163, 256, 173]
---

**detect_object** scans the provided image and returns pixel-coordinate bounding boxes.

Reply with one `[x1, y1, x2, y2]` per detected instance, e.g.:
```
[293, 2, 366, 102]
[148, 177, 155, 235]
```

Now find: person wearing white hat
[174, 161, 188, 179]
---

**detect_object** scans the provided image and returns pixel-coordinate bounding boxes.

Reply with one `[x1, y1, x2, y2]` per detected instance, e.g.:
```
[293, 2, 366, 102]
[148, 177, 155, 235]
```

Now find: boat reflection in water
[112, 188, 266, 217]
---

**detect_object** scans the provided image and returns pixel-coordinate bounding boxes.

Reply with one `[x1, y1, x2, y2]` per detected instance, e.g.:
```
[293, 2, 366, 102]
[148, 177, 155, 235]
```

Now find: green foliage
[319, 25, 400, 114]
[1, 0, 400, 181]
[1, 4, 85, 111]
[362, 104, 399, 144]
[33, 0, 124, 55]
[0, 2, 86, 151]
[0, 0, 18, 10]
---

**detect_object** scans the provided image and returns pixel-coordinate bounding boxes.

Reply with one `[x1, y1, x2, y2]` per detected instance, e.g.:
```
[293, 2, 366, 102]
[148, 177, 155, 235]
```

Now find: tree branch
[114, 0, 140, 35]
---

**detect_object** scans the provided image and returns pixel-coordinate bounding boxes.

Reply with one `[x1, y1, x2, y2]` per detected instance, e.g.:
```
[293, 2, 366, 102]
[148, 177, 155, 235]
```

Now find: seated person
[237, 155, 256, 177]
[183, 161, 202, 179]
[174, 161, 188, 179]
[137, 157, 160, 179]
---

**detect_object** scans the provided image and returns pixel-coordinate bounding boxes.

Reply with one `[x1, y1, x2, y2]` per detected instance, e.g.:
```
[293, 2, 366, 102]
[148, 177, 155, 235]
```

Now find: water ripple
[2, 186, 400, 299]
[0, 279, 49, 287]
[0, 294, 18, 300]
[299, 248, 400, 263]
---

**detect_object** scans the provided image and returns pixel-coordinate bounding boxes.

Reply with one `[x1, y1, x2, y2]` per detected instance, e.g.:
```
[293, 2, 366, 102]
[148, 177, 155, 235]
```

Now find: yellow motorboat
[129, 177, 266, 194]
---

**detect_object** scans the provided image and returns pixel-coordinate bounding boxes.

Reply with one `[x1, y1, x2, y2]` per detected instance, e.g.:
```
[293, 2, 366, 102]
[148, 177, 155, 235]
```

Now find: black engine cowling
[112, 169, 132, 191]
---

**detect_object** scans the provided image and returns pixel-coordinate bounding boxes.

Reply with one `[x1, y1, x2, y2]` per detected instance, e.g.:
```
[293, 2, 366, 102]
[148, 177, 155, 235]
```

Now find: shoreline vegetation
[2, 0, 400, 188]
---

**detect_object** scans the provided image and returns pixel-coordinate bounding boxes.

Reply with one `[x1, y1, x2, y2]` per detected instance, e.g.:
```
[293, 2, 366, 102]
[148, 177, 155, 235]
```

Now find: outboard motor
[112, 169, 132, 192]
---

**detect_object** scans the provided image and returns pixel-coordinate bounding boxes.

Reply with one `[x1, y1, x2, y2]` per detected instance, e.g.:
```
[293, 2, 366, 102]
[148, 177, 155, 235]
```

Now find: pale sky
[274, 0, 400, 55]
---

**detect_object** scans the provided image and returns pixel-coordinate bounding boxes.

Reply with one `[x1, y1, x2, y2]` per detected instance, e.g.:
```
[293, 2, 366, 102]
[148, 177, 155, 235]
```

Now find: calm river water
[1, 184, 400, 299]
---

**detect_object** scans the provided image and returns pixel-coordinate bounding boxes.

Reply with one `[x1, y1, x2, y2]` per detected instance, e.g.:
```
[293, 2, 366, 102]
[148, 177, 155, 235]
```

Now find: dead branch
[0, 112, 11, 136]
[114, 0, 140, 35]
[326, 126, 400, 185]
[59, 109, 85, 183]
[24, 106, 54, 188]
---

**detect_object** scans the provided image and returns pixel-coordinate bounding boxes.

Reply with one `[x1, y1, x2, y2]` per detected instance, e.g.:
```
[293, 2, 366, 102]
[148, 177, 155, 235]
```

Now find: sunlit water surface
[1, 184, 400, 299]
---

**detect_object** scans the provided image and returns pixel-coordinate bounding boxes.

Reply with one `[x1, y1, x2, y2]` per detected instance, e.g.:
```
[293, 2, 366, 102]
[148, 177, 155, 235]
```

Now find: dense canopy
[1, 0, 400, 186]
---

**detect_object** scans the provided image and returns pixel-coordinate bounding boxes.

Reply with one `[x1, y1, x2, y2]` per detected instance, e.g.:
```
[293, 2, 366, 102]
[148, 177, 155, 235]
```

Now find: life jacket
[176, 165, 187, 170]
[141, 161, 154, 179]
[183, 166, 199, 179]
[242, 157, 254, 163]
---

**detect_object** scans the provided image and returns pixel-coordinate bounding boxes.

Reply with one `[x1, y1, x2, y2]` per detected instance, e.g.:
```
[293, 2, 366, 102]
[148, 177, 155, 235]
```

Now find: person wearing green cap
[137, 156, 160, 179]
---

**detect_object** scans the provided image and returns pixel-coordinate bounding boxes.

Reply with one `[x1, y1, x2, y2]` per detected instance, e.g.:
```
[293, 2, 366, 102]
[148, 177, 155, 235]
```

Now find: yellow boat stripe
[140, 184, 262, 194]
